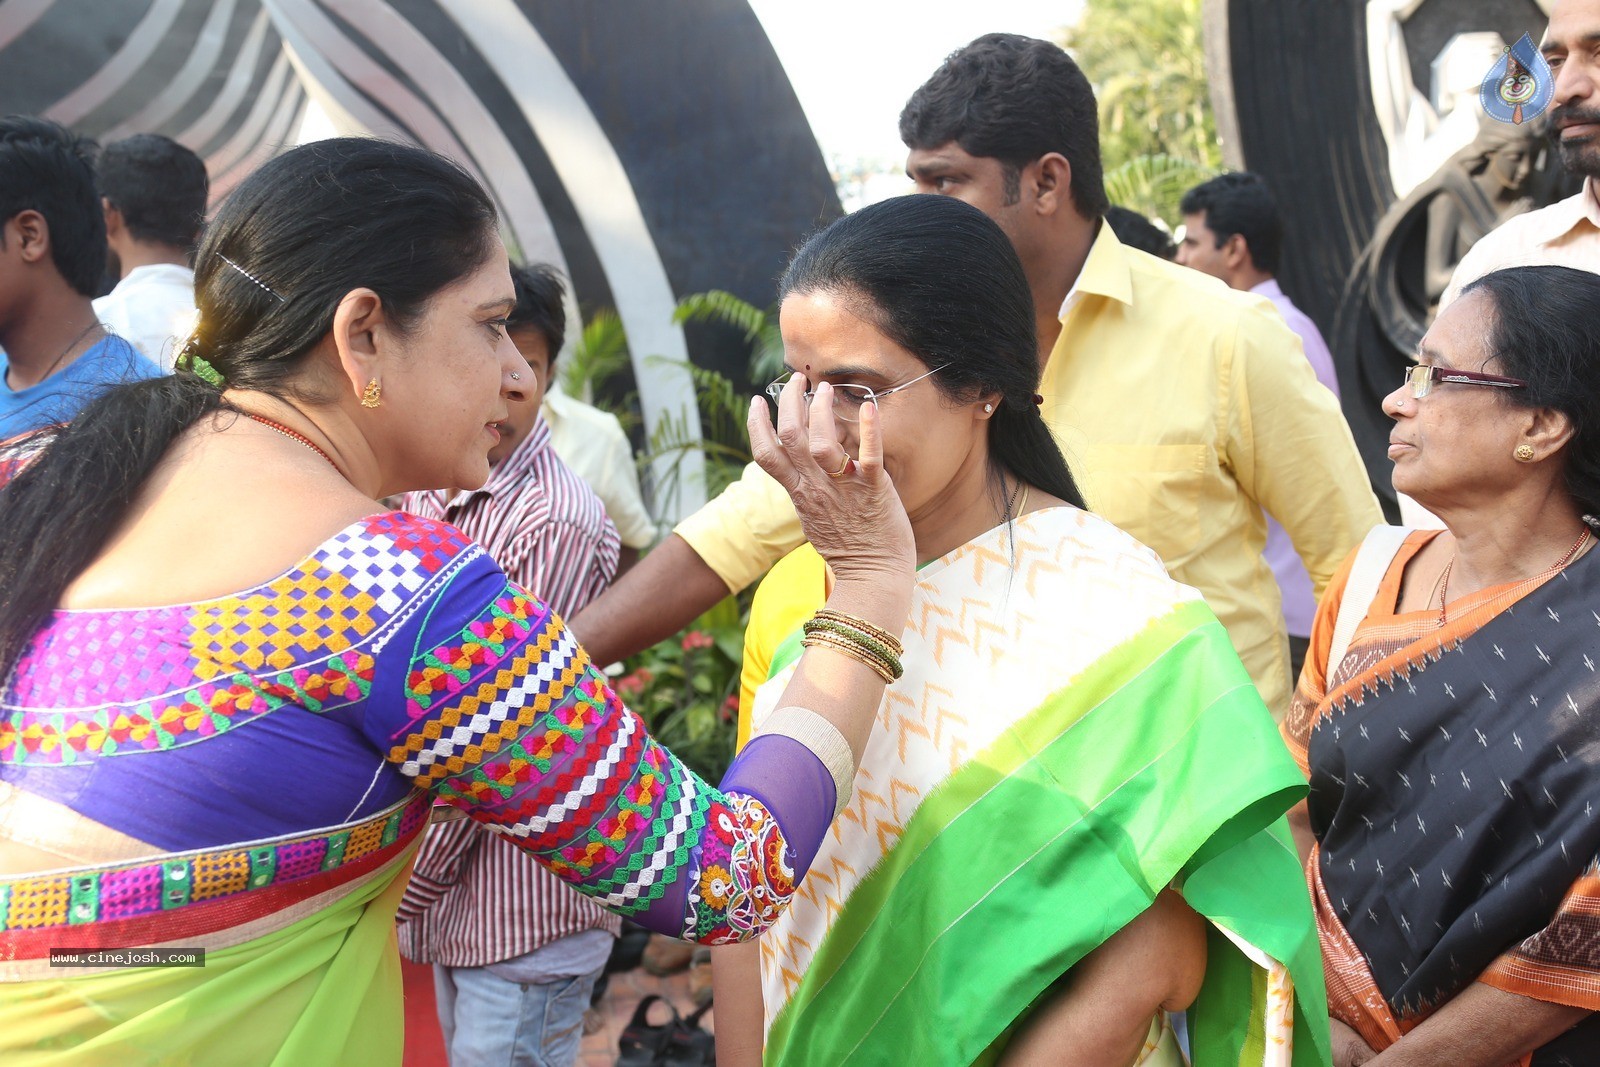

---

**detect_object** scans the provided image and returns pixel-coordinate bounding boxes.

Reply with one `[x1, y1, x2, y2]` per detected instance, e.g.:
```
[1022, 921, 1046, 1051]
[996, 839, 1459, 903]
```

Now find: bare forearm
[1369, 983, 1589, 1066]
[712, 940, 765, 1067]
[567, 534, 730, 664]
[772, 571, 911, 765]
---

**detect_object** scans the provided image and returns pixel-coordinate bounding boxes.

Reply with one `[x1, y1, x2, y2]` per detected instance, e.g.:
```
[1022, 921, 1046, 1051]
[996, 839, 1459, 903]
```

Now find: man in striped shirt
[397, 264, 621, 1067]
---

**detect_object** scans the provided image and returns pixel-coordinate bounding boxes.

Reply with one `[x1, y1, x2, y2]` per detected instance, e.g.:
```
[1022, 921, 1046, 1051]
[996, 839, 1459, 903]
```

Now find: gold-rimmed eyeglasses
[765, 365, 951, 423]
[1403, 364, 1527, 399]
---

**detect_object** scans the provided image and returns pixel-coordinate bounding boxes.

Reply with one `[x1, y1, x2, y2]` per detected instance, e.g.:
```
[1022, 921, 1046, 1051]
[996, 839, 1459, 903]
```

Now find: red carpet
[401, 959, 449, 1067]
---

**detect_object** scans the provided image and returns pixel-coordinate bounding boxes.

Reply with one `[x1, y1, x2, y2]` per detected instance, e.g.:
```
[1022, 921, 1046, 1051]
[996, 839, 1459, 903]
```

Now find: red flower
[681, 630, 714, 651]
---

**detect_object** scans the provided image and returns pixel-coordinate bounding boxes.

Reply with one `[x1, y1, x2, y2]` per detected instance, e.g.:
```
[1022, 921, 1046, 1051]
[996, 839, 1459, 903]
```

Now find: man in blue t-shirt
[0, 116, 158, 440]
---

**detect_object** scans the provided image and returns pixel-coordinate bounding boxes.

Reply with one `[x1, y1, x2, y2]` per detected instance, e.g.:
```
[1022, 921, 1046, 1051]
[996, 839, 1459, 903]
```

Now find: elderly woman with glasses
[707, 193, 1330, 1067]
[1283, 265, 1600, 1066]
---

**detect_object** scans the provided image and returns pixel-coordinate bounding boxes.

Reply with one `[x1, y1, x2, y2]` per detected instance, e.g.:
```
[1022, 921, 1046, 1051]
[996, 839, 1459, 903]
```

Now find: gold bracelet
[804, 634, 895, 684]
[802, 618, 903, 677]
[801, 631, 897, 684]
[811, 609, 904, 655]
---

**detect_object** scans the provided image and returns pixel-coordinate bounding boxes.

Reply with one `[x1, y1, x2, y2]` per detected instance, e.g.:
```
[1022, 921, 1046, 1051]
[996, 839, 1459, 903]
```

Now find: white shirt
[93, 263, 197, 371]
[1439, 177, 1600, 309]
[540, 383, 657, 549]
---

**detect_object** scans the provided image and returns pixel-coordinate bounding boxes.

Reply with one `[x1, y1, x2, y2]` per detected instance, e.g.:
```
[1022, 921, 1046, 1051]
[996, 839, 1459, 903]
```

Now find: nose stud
[510, 372, 522, 381]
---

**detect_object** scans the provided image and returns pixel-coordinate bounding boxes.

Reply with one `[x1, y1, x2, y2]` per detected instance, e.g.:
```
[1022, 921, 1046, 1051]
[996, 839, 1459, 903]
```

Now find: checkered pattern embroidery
[448, 691, 637, 844]
[7, 605, 194, 706]
[391, 606, 586, 784]
[404, 593, 541, 719]
[397, 594, 800, 932]
[192, 851, 251, 902]
[0, 515, 463, 766]
[0, 795, 428, 934]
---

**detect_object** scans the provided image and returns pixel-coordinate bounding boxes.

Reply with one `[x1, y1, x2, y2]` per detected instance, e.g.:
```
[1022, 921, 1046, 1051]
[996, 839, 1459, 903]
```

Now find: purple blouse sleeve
[371, 561, 836, 944]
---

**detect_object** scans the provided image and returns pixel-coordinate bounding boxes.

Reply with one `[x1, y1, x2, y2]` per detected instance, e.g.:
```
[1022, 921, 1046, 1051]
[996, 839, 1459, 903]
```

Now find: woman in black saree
[1283, 265, 1600, 1066]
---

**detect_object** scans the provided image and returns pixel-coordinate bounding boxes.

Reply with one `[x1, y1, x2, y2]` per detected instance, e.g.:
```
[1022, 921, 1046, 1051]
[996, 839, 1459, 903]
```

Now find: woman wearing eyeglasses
[709, 194, 1329, 1067]
[1284, 265, 1600, 1066]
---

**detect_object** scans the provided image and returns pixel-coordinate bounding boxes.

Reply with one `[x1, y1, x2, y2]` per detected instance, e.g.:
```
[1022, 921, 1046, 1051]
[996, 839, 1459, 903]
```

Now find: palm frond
[1103, 154, 1220, 224]
[673, 290, 785, 383]
[559, 310, 630, 406]
[673, 290, 767, 344]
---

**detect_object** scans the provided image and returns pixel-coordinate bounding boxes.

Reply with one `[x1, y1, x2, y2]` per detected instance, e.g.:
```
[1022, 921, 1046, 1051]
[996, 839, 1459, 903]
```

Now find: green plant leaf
[1059, 0, 1222, 224]
[560, 309, 631, 406]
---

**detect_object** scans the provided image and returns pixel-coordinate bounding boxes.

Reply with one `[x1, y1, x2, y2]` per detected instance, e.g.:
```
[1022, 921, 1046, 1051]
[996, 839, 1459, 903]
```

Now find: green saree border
[764, 599, 1327, 1066]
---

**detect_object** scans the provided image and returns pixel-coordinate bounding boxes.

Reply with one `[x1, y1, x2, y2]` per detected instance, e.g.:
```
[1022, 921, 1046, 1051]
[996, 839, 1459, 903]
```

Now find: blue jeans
[432, 962, 601, 1067]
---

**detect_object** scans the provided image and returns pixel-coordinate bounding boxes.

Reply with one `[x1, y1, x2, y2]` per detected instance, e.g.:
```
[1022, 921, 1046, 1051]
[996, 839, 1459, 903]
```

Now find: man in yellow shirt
[574, 33, 1380, 716]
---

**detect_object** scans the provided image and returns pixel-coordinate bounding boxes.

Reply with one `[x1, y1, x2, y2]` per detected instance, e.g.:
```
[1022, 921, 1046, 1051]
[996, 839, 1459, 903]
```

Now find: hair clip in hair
[217, 253, 287, 303]
[175, 341, 226, 388]
[1032, 393, 1044, 407]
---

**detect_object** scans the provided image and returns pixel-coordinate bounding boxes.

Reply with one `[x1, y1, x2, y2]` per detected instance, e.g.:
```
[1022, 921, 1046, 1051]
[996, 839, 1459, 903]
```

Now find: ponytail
[990, 398, 1086, 511]
[0, 373, 226, 682]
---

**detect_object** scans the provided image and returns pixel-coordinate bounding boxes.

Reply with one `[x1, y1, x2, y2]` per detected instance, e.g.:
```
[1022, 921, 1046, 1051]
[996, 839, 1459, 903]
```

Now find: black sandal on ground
[615, 994, 680, 1067]
[660, 998, 716, 1067]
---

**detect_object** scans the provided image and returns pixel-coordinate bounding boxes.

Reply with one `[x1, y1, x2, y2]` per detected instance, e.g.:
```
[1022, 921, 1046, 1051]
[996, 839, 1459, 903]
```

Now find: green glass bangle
[801, 631, 897, 684]
[801, 618, 903, 680]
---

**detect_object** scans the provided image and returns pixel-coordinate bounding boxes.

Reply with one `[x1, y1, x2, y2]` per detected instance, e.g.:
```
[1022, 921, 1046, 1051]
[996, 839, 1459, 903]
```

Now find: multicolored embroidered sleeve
[373, 556, 838, 944]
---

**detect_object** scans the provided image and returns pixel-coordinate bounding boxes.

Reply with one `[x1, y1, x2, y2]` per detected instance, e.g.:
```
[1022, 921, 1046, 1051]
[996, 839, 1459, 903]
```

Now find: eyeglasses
[1403, 364, 1527, 399]
[765, 365, 950, 423]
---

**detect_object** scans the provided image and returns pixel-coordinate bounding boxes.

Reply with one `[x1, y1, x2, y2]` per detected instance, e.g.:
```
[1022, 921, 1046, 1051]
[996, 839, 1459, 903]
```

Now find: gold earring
[361, 379, 382, 408]
[1515, 443, 1535, 461]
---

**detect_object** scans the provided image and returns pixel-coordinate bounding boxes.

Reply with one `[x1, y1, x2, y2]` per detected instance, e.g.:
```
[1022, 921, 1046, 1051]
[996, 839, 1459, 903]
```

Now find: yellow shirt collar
[1058, 220, 1136, 318]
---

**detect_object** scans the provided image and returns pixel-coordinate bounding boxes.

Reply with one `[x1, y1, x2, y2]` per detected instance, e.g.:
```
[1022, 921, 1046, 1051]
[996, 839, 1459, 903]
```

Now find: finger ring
[825, 457, 854, 478]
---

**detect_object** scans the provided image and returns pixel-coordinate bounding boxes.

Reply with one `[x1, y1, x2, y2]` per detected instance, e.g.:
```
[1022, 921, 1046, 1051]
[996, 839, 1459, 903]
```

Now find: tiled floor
[401, 942, 712, 1067]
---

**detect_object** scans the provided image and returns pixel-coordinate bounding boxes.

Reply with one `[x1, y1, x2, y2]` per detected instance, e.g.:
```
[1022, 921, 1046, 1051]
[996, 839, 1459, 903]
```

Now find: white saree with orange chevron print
[744, 507, 1331, 1067]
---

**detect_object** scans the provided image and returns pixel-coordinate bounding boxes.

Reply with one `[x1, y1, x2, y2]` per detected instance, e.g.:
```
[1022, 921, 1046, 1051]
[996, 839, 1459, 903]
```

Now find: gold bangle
[811, 609, 904, 655]
[804, 636, 895, 684]
[802, 631, 897, 684]
[802, 618, 903, 677]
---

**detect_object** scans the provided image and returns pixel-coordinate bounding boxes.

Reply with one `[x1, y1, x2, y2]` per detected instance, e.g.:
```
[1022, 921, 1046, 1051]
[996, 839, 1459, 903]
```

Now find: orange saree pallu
[1285, 532, 1600, 1063]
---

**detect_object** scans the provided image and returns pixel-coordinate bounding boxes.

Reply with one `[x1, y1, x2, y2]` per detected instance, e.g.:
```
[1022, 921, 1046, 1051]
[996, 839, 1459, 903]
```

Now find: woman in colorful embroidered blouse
[0, 139, 916, 1065]
[1284, 266, 1600, 1065]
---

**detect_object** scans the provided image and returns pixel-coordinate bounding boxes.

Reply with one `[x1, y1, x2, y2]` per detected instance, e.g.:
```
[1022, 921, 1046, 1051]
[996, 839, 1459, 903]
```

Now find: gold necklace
[1439, 527, 1590, 625]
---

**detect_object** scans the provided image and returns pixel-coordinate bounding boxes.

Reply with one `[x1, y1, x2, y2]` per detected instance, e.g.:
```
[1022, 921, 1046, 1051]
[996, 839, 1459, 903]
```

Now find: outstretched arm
[572, 450, 806, 665]
[381, 379, 915, 944]
[567, 533, 729, 666]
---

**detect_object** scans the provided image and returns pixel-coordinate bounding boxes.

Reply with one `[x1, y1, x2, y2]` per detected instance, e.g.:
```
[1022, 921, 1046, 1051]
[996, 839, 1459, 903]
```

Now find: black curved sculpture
[1207, 0, 1570, 517]
[0, 0, 841, 514]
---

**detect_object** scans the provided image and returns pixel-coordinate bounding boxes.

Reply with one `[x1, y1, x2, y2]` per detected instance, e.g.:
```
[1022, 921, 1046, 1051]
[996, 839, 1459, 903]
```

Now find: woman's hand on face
[1331, 1018, 1379, 1067]
[748, 374, 915, 584]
